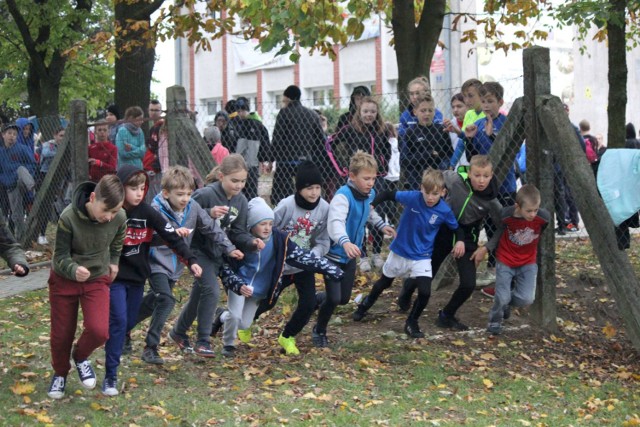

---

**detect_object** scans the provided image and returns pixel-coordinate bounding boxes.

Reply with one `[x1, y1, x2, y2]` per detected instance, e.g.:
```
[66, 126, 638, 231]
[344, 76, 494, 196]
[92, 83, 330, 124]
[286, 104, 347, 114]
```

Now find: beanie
[106, 104, 121, 120]
[247, 197, 274, 230]
[295, 161, 323, 192]
[283, 85, 302, 101]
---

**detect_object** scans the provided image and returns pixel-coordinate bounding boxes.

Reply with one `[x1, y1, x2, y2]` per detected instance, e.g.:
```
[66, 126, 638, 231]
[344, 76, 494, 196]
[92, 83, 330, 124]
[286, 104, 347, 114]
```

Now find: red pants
[48, 271, 111, 376]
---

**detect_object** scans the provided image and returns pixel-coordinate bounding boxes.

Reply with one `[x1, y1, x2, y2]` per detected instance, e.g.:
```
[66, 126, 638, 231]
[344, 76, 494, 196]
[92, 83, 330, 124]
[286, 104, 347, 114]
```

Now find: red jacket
[88, 142, 118, 182]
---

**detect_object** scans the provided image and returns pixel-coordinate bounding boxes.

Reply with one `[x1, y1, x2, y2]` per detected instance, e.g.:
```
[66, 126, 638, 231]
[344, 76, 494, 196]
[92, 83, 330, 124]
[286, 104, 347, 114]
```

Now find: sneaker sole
[194, 351, 217, 358]
[102, 389, 119, 397]
[169, 331, 194, 354]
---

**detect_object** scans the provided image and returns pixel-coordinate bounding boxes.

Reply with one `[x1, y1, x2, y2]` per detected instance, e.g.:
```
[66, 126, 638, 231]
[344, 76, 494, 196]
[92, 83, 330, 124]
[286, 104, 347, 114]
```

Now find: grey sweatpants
[221, 292, 261, 347]
[488, 261, 537, 328]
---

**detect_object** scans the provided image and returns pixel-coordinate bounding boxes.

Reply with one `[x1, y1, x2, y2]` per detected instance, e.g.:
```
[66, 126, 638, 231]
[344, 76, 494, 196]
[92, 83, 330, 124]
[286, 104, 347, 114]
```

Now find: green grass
[1, 287, 639, 426]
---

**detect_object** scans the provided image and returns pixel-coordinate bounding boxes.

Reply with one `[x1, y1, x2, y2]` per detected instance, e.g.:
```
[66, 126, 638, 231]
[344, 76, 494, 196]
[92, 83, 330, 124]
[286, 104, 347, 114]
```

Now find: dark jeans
[315, 259, 357, 334]
[400, 227, 478, 317]
[137, 273, 176, 348]
[254, 270, 317, 338]
[272, 162, 298, 206]
[243, 166, 260, 201]
[105, 281, 145, 378]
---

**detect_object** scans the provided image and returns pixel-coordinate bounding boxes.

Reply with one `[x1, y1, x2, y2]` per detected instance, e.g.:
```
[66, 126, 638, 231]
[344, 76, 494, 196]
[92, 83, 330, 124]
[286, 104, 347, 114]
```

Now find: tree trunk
[606, 0, 627, 148]
[114, 1, 164, 112]
[392, 0, 445, 112]
[538, 96, 640, 350]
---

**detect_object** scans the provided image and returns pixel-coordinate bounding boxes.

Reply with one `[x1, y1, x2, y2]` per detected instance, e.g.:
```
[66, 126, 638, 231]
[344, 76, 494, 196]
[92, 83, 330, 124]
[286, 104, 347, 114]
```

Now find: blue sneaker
[47, 375, 66, 399]
[75, 359, 96, 389]
[102, 376, 118, 396]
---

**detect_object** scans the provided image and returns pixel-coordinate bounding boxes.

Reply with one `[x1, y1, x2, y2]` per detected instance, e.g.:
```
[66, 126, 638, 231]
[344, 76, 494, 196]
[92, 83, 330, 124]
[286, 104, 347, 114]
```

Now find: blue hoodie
[16, 118, 35, 153]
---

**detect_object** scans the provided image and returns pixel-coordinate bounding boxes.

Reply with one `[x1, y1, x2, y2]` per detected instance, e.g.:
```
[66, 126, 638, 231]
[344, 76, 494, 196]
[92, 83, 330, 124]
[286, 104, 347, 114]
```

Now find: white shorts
[382, 251, 432, 279]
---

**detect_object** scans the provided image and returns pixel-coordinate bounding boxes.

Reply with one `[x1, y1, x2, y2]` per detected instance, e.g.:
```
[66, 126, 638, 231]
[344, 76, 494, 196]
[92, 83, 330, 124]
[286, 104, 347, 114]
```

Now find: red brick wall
[333, 45, 341, 107]
[257, 70, 263, 115]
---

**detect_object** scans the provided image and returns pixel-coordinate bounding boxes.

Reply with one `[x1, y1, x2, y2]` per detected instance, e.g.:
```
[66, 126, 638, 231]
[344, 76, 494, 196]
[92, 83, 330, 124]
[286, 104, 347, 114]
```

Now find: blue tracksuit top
[390, 191, 459, 260]
[237, 235, 276, 299]
[471, 114, 517, 194]
[328, 185, 376, 264]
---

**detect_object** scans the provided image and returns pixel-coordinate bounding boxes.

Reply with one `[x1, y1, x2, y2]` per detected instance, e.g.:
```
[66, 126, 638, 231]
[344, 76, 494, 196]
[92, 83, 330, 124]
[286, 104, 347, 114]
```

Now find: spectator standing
[625, 123, 640, 149]
[215, 110, 240, 153]
[398, 76, 444, 138]
[143, 100, 164, 203]
[336, 86, 371, 131]
[270, 85, 326, 205]
[115, 107, 146, 170]
[234, 98, 270, 200]
[88, 121, 118, 182]
[106, 104, 121, 144]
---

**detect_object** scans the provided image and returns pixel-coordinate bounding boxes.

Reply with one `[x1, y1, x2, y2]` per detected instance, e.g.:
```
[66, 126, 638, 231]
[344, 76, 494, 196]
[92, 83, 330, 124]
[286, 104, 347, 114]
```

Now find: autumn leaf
[10, 382, 35, 395]
[602, 323, 617, 339]
[482, 378, 493, 389]
[451, 340, 466, 346]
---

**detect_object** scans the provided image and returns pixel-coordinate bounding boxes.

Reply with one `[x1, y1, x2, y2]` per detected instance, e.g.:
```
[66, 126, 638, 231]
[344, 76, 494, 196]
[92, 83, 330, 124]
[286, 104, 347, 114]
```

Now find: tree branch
[5, 0, 48, 76]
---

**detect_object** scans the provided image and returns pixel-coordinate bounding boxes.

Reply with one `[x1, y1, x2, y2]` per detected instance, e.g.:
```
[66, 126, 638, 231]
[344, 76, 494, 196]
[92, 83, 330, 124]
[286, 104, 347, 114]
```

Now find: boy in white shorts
[352, 169, 465, 337]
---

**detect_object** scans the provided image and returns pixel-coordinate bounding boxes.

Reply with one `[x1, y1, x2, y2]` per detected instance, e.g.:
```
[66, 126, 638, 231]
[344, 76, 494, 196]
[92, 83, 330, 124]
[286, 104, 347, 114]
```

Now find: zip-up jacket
[220, 228, 343, 306]
[0, 215, 28, 276]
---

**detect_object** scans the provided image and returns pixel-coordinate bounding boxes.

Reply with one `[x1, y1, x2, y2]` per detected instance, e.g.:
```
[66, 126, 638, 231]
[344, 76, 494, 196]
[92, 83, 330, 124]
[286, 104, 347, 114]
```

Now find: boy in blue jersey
[312, 151, 396, 347]
[352, 169, 465, 337]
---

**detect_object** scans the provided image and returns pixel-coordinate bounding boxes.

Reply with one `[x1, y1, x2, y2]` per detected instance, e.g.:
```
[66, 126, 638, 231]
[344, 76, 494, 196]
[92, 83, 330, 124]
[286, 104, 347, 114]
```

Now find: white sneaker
[37, 235, 48, 245]
[359, 257, 371, 273]
[372, 254, 385, 269]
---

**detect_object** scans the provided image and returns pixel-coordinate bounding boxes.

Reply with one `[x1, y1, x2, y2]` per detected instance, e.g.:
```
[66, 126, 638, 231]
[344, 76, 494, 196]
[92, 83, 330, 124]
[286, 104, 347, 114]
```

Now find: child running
[352, 169, 464, 337]
[135, 166, 242, 365]
[487, 184, 549, 335]
[215, 197, 343, 357]
[171, 155, 258, 358]
[102, 166, 202, 396]
[47, 175, 127, 400]
[313, 151, 396, 347]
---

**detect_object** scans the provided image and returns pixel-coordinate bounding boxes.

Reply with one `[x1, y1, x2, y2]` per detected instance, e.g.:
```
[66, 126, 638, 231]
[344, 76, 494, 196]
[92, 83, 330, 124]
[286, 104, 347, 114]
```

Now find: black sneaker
[101, 376, 118, 397]
[47, 375, 66, 400]
[141, 346, 164, 364]
[352, 303, 368, 322]
[75, 359, 97, 389]
[122, 334, 132, 355]
[169, 329, 193, 354]
[221, 345, 236, 358]
[404, 321, 425, 339]
[555, 226, 567, 236]
[487, 324, 502, 335]
[503, 305, 511, 320]
[312, 327, 329, 348]
[194, 341, 216, 358]
[435, 310, 469, 331]
[211, 307, 225, 336]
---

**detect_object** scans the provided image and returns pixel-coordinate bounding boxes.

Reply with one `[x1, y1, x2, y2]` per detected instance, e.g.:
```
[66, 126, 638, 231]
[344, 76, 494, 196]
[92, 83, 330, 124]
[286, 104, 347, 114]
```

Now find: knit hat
[283, 85, 301, 101]
[247, 197, 274, 230]
[295, 160, 323, 192]
[106, 104, 121, 120]
[203, 126, 221, 143]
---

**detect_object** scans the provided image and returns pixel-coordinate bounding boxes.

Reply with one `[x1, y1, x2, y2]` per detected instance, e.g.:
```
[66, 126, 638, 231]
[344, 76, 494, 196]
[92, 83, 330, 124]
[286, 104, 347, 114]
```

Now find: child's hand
[124, 143, 132, 152]
[108, 264, 119, 281]
[240, 285, 253, 297]
[382, 225, 396, 239]
[209, 206, 229, 219]
[469, 246, 488, 268]
[451, 241, 465, 259]
[190, 263, 203, 277]
[88, 158, 96, 165]
[484, 115, 494, 136]
[443, 118, 460, 134]
[12, 264, 26, 276]
[75, 266, 91, 282]
[253, 238, 265, 251]
[175, 227, 191, 237]
[464, 124, 478, 139]
[342, 242, 361, 259]
[229, 249, 244, 260]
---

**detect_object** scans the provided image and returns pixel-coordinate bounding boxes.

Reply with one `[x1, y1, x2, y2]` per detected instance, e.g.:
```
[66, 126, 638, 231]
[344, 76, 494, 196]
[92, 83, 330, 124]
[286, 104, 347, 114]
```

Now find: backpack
[584, 135, 598, 163]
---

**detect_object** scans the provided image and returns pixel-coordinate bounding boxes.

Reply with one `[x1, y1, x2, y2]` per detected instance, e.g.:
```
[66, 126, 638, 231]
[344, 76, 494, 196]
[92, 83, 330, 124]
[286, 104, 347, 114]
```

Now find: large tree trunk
[114, 0, 164, 112]
[392, 0, 446, 112]
[606, 0, 627, 148]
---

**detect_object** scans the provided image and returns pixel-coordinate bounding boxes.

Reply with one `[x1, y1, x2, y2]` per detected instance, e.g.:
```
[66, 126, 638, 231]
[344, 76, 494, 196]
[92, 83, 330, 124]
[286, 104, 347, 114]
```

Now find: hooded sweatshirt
[52, 181, 127, 281]
[114, 166, 197, 285]
[16, 118, 35, 153]
[149, 191, 236, 281]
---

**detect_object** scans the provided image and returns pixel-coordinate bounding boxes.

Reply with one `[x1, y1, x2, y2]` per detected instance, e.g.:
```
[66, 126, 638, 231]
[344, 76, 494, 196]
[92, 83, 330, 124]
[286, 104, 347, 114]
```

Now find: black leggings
[400, 228, 477, 317]
[315, 259, 357, 334]
[254, 271, 317, 338]
[365, 273, 432, 322]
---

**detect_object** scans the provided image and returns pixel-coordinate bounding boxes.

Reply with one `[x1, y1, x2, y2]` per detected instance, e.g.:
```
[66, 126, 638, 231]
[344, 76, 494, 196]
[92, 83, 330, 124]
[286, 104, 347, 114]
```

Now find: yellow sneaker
[237, 329, 252, 343]
[278, 334, 300, 355]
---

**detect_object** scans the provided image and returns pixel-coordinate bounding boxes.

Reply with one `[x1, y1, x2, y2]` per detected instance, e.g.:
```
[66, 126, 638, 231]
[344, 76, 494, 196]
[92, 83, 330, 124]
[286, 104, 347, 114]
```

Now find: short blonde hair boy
[161, 166, 195, 191]
[421, 168, 445, 192]
[349, 150, 378, 175]
[516, 184, 541, 207]
[469, 154, 493, 170]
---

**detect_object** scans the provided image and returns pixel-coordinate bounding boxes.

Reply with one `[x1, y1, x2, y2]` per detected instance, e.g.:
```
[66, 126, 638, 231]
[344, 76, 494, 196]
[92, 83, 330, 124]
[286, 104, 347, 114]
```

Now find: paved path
[0, 267, 49, 298]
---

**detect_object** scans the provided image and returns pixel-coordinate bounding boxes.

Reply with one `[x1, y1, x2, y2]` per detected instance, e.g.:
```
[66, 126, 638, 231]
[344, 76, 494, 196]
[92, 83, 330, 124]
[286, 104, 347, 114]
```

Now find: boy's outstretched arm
[284, 240, 344, 281]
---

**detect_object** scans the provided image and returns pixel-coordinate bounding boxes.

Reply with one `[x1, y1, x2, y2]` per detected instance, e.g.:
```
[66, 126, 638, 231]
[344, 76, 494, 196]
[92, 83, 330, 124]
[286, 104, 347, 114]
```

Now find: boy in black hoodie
[101, 166, 202, 397]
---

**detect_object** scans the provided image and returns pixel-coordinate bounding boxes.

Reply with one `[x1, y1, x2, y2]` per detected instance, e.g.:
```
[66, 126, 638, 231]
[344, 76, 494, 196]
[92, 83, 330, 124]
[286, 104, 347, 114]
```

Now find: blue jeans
[104, 281, 144, 378]
[488, 261, 537, 328]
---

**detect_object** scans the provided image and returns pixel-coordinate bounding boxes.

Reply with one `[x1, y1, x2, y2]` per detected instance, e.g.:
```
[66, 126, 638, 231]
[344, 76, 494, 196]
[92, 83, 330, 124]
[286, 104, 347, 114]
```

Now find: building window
[206, 99, 222, 116]
[312, 88, 334, 107]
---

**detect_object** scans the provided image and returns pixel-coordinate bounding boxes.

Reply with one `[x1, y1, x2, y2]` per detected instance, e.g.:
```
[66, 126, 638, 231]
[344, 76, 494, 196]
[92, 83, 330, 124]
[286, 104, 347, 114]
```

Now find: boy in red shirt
[88, 120, 118, 182]
[487, 184, 550, 335]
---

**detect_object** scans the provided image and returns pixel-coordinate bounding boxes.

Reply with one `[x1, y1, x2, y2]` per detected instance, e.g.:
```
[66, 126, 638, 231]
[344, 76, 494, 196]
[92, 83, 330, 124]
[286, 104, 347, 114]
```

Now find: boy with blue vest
[312, 151, 396, 347]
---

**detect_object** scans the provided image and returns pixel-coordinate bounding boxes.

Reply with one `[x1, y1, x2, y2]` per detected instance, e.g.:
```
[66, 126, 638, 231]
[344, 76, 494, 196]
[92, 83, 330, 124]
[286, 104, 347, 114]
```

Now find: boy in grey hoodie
[135, 166, 243, 365]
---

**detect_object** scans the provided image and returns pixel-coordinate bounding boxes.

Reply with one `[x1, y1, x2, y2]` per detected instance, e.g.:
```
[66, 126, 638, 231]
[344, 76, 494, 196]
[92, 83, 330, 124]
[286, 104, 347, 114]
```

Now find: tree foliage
[0, 0, 114, 118]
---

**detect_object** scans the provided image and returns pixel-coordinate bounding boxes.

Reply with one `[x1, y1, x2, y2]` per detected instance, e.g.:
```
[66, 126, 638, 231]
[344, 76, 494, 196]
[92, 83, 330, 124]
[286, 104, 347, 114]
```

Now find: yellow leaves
[602, 323, 617, 339]
[262, 376, 301, 386]
[10, 382, 35, 395]
[302, 392, 331, 401]
[623, 415, 640, 426]
[480, 353, 497, 361]
[17, 409, 52, 424]
[90, 402, 111, 411]
[451, 340, 466, 347]
[482, 378, 494, 389]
